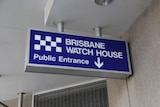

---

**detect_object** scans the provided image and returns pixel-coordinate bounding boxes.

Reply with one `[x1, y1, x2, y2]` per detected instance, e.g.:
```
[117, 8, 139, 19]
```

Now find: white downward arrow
[94, 57, 104, 68]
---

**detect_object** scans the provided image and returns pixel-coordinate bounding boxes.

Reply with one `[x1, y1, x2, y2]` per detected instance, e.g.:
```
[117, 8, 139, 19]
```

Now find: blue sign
[25, 29, 131, 78]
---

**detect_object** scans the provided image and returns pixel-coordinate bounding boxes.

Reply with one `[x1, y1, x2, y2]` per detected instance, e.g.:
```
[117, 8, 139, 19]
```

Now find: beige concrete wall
[107, 79, 129, 107]
[124, 0, 160, 107]
[2, 94, 32, 107]
[108, 0, 160, 107]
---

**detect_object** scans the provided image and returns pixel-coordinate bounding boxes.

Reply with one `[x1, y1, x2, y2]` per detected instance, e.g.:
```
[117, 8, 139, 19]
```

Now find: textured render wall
[125, 0, 160, 107]
[107, 79, 129, 107]
[108, 0, 160, 107]
[2, 95, 32, 107]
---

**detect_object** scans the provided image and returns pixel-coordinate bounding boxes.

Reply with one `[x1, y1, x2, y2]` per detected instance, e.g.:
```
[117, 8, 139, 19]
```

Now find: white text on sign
[65, 38, 123, 59]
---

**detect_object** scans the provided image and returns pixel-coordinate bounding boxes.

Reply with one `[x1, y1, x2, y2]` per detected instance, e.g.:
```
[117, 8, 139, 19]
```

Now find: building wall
[107, 79, 129, 107]
[108, 0, 160, 107]
[126, 0, 160, 107]
[2, 95, 32, 107]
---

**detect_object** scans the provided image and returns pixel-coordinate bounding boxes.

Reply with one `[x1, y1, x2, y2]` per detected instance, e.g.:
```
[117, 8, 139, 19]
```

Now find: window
[34, 80, 108, 107]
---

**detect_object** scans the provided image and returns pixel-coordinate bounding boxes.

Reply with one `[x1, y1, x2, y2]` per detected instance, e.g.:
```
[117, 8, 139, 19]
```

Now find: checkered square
[34, 34, 62, 52]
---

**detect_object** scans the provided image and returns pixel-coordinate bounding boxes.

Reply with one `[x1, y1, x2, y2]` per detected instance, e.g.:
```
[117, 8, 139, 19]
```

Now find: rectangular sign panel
[25, 29, 132, 78]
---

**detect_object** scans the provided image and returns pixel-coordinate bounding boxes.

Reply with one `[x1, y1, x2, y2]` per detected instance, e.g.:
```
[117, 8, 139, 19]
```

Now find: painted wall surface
[124, 0, 160, 107]
[107, 79, 129, 107]
[108, 0, 160, 107]
[2, 95, 32, 107]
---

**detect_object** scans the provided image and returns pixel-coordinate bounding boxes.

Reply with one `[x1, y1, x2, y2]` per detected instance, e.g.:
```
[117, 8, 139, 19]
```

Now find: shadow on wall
[0, 102, 8, 107]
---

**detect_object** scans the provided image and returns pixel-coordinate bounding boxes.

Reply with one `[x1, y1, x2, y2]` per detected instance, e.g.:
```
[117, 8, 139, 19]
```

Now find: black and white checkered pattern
[34, 34, 62, 52]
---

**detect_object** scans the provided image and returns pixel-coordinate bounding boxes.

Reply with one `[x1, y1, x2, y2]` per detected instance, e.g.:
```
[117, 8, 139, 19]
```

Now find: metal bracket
[94, 27, 102, 37]
[57, 22, 64, 32]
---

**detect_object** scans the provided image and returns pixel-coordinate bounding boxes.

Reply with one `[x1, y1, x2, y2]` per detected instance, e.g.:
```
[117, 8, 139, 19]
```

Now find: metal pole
[94, 27, 102, 37]
[18, 93, 24, 107]
[57, 22, 64, 32]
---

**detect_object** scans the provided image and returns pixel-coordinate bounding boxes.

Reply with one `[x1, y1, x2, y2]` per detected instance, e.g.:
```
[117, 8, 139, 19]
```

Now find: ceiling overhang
[44, 0, 151, 36]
